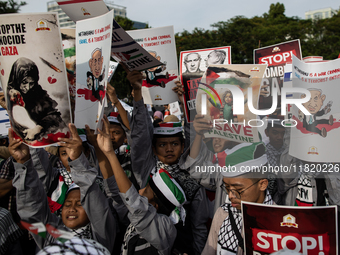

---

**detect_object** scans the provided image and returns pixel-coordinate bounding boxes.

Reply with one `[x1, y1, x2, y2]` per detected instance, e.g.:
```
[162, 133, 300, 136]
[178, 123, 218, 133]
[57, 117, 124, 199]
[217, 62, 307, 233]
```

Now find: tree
[0, 0, 26, 14]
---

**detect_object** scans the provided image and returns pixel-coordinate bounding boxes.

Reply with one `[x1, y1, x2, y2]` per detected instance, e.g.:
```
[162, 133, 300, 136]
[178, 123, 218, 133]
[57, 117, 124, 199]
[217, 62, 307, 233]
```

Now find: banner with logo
[289, 55, 340, 162]
[195, 64, 266, 143]
[56, 0, 109, 22]
[0, 13, 71, 147]
[180, 46, 232, 122]
[254, 40, 302, 114]
[75, 10, 113, 131]
[126, 26, 178, 104]
[242, 202, 337, 255]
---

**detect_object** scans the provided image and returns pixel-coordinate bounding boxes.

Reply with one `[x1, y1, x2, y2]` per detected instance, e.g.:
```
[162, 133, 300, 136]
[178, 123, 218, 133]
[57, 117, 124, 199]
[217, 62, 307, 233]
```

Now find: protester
[96, 115, 181, 255]
[202, 142, 272, 255]
[264, 118, 286, 202]
[125, 66, 209, 255]
[10, 124, 116, 252]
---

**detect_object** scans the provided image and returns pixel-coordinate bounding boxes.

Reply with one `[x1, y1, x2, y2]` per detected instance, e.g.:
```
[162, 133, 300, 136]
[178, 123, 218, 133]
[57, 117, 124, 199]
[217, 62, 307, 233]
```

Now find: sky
[20, 0, 339, 34]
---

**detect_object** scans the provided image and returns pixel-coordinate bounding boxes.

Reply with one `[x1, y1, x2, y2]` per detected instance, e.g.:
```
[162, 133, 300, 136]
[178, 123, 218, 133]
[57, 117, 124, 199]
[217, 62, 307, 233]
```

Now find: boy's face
[265, 126, 285, 149]
[109, 123, 126, 150]
[153, 136, 184, 165]
[62, 189, 90, 229]
[222, 177, 268, 210]
[58, 147, 70, 172]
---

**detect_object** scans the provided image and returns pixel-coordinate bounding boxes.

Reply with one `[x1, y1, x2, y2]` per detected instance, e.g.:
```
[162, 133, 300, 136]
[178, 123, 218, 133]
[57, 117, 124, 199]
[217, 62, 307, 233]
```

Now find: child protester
[96, 115, 186, 255]
[10, 124, 116, 253]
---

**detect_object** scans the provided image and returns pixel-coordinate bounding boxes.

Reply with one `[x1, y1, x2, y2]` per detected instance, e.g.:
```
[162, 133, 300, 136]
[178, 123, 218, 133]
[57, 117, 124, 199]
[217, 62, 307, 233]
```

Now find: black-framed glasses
[220, 180, 260, 199]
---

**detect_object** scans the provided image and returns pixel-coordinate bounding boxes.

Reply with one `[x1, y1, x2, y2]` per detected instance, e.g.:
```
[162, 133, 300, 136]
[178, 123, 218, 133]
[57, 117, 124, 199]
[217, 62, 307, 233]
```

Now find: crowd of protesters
[0, 61, 339, 255]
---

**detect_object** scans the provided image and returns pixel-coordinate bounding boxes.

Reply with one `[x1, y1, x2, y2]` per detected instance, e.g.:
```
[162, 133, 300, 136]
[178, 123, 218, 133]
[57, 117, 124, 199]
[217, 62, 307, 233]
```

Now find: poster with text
[195, 64, 266, 143]
[254, 40, 302, 115]
[0, 13, 71, 147]
[289, 55, 340, 162]
[75, 10, 113, 131]
[180, 46, 231, 122]
[110, 20, 163, 72]
[56, 0, 108, 22]
[126, 26, 178, 104]
[242, 202, 337, 255]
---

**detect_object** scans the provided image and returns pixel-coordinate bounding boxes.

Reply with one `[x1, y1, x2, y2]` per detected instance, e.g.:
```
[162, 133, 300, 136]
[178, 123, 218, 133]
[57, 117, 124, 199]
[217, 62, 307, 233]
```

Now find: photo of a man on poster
[6, 57, 66, 141]
[87, 48, 105, 103]
[183, 52, 204, 75]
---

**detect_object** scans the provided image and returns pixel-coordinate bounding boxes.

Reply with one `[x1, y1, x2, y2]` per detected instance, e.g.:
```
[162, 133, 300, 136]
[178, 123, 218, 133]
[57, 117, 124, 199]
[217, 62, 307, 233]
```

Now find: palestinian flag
[153, 122, 183, 135]
[20, 221, 46, 238]
[46, 224, 75, 243]
[149, 169, 187, 224]
[221, 142, 267, 177]
[47, 175, 68, 213]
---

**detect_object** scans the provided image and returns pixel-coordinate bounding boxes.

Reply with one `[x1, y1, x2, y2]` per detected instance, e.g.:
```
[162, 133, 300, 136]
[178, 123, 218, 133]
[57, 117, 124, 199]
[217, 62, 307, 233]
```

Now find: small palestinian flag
[20, 221, 46, 238]
[47, 175, 68, 213]
[46, 224, 75, 243]
[107, 112, 120, 124]
[153, 122, 183, 135]
[149, 169, 187, 224]
[221, 142, 267, 177]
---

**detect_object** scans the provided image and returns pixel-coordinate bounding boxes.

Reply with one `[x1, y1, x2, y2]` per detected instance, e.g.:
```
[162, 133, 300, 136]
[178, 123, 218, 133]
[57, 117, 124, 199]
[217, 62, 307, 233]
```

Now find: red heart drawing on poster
[1, 69, 4, 76]
[48, 76, 57, 84]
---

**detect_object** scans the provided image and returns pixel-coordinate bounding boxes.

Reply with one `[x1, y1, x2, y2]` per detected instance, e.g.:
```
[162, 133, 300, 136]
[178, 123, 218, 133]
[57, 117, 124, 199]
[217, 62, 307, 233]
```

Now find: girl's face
[62, 189, 90, 229]
[224, 93, 233, 105]
[20, 76, 35, 94]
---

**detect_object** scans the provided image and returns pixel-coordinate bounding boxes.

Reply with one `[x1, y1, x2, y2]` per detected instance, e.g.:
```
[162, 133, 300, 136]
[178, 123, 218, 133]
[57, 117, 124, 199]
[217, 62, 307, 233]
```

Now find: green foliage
[0, 0, 26, 14]
[112, 2, 339, 100]
[175, 2, 340, 65]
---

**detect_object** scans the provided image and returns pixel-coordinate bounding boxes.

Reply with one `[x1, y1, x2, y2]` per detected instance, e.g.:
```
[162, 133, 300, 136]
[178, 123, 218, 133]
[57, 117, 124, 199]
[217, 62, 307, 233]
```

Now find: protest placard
[0, 13, 71, 147]
[195, 64, 266, 143]
[127, 26, 178, 104]
[110, 20, 163, 72]
[289, 55, 340, 162]
[75, 10, 113, 131]
[107, 60, 119, 82]
[242, 202, 337, 255]
[56, 0, 109, 22]
[61, 28, 76, 120]
[180, 46, 231, 121]
[254, 40, 302, 114]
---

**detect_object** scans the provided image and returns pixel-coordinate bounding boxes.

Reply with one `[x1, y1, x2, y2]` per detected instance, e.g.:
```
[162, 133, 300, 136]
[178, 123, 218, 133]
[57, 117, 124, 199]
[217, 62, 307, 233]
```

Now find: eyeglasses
[220, 180, 260, 199]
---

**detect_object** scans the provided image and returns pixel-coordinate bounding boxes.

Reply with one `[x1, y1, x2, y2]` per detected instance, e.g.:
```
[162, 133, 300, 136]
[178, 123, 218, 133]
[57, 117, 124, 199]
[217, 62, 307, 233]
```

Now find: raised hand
[58, 123, 83, 161]
[193, 114, 213, 136]
[8, 128, 30, 164]
[172, 80, 185, 105]
[97, 115, 114, 155]
[106, 85, 119, 104]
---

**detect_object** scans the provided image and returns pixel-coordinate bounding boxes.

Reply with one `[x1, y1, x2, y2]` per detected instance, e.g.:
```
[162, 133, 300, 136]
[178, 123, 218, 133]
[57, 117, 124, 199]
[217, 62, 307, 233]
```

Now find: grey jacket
[12, 151, 116, 252]
[103, 175, 176, 255]
[129, 98, 209, 255]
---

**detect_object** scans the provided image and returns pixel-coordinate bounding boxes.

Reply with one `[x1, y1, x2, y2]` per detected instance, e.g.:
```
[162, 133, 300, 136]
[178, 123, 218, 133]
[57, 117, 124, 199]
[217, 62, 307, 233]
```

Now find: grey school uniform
[129, 98, 209, 255]
[12, 151, 116, 253]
